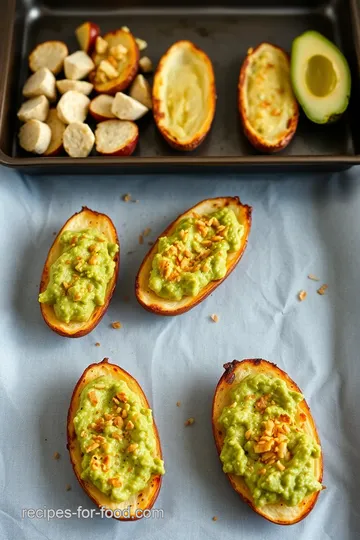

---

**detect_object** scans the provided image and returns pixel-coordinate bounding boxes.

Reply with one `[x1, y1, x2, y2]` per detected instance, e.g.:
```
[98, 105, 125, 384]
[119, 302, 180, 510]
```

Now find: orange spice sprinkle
[298, 290, 307, 301]
[111, 321, 122, 329]
[317, 284, 328, 295]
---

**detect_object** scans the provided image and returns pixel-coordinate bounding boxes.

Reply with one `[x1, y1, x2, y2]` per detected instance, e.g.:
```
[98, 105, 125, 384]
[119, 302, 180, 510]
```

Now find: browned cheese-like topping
[250, 416, 292, 469]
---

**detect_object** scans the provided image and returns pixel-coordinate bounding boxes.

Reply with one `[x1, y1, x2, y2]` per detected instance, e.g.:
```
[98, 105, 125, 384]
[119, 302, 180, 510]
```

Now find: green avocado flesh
[39, 228, 118, 324]
[219, 373, 322, 507]
[291, 30, 351, 124]
[74, 376, 165, 503]
[149, 207, 244, 301]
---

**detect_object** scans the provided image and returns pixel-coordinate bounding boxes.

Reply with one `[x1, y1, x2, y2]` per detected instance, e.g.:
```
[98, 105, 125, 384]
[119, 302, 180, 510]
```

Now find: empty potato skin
[135, 197, 252, 316]
[212, 359, 323, 525]
[153, 40, 216, 151]
[67, 358, 163, 520]
[91, 29, 139, 95]
[238, 43, 299, 153]
[39, 207, 119, 338]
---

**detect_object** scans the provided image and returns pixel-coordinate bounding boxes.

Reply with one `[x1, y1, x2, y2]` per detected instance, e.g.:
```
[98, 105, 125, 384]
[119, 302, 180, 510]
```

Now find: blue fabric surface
[0, 168, 359, 540]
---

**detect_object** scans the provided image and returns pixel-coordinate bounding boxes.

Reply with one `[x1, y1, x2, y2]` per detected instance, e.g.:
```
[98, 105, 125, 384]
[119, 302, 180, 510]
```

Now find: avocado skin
[291, 30, 351, 125]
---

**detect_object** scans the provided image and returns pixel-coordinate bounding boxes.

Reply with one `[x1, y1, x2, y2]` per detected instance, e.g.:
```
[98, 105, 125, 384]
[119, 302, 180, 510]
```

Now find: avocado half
[291, 30, 351, 124]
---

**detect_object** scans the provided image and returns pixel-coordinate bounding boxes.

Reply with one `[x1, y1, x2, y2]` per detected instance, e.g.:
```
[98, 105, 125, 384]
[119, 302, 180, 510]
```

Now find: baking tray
[1, 0, 360, 174]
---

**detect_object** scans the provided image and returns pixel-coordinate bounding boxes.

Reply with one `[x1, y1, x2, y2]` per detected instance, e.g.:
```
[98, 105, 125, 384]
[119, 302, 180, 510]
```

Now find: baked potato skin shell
[67, 358, 163, 521]
[153, 40, 216, 151]
[238, 43, 299, 153]
[91, 30, 139, 95]
[212, 359, 323, 525]
[135, 197, 252, 316]
[39, 207, 119, 338]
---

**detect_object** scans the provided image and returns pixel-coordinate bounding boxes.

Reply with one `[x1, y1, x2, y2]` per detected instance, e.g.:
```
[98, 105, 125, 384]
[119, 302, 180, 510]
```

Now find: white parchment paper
[0, 168, 359, 540]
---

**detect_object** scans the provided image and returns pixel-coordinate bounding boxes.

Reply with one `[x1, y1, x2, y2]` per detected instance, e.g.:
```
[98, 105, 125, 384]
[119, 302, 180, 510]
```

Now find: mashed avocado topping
[149, 207, 244, 301]
[39, 229, 118, 323]
[219, 373, 322, 507]
[73, 376, 165, 503]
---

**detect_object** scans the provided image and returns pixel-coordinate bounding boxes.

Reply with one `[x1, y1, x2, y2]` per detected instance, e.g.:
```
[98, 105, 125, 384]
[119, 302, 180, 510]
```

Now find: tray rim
[1, 0, 360, 171]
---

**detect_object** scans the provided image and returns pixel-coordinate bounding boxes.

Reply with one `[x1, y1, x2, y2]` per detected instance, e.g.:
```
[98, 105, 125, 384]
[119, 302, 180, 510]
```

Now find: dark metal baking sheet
[1, 0, 360, 173]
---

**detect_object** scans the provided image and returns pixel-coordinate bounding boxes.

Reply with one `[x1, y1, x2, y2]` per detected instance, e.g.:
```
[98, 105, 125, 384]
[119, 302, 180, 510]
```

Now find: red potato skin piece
[212, 359, 324, 525]
[67, 358, 163, 520]
[135, 197, 252, 315]
[238, 43, 299, 153]
[97, 131, 139, 156]
[152, 40, 216, 151]
[39, 207, 119, 338]
[89, 108, 113, 122]
[44, 144, 63, 157]
[77, 22, 101, 55]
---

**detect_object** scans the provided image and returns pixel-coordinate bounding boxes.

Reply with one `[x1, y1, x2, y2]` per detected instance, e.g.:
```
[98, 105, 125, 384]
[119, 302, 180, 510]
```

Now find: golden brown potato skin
[91, 29, 139, 95]
[238, 43, 299, 153]
[67, 358, 163, 521]
[153, 40, 216, 151]
[135, 197, 252, 316]
[39, 207, 119, 338]
[212, 359, 323, 525]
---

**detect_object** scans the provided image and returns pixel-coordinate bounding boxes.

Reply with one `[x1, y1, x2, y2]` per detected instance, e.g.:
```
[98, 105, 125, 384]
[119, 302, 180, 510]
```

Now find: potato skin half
[212, 359, 323, 525]
[238, 43, 299, 153]
[67, 358, 163, 520]
[153, 40, 216, 151]
[135, 197, 252, 316]
[39, 207, 119, 338]
[91, 30, 139, 95]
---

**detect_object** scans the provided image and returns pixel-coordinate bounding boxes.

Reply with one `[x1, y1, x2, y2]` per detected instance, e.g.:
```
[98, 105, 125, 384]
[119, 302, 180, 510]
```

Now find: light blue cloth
[0, 168, 359, 540]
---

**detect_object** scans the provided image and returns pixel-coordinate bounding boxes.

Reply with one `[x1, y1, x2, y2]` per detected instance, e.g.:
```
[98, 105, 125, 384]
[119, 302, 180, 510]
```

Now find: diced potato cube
[139, 56, 153, 73]
[109, 44, 128, 60]
[98, 60, 119, 80]
[135, 38, 148, 51]
[95, 36, 108, 55]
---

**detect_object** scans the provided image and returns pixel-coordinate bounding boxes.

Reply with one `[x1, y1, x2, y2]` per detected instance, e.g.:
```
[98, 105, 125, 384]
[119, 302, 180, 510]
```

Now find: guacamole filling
[73, 376, 165, 503]
[39, 229, 118, 323]
[219, 373, 322, 507]
[149, 207, 244, 301]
